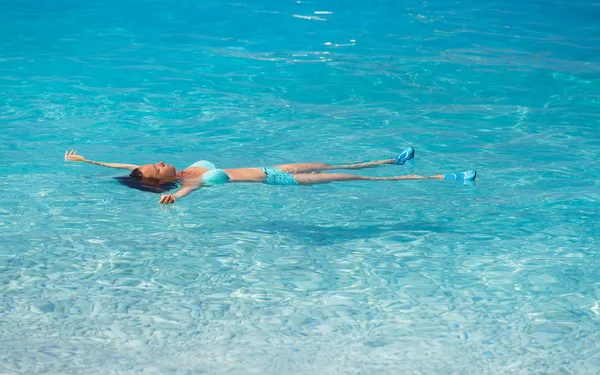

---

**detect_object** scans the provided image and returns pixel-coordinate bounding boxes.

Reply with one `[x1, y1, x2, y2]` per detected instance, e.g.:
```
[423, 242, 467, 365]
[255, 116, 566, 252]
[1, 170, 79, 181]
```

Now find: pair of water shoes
[394, 146, 477, 181]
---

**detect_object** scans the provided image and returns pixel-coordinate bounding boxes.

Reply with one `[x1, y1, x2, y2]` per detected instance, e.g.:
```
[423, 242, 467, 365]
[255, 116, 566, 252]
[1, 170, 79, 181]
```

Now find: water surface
[1, 0, 599, 373]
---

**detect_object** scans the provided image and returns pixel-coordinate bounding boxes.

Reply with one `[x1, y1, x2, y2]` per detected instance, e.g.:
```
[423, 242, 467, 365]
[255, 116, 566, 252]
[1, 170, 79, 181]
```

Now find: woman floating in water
[64, 147, 476, 204]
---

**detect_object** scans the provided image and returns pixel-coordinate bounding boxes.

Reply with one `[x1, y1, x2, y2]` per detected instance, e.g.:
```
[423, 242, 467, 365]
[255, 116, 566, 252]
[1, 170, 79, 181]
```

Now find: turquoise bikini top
[188, 160, 230, 185]
[189, 160, 216, 170]
[202, 169, 230, 184]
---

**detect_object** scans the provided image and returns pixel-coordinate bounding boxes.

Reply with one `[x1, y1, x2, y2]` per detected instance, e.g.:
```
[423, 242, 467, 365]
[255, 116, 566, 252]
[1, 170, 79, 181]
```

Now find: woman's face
[138, 162, 177, 180]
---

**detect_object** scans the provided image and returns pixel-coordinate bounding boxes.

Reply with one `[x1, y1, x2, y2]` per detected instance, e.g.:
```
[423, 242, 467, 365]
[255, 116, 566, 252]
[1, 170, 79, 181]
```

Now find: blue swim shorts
[262, 167, 298, 185]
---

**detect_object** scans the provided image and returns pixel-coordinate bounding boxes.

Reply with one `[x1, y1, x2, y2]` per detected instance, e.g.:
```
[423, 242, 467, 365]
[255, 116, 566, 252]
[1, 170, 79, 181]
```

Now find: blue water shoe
[394, 146, 415, 165]
[444, 170, 476, 181]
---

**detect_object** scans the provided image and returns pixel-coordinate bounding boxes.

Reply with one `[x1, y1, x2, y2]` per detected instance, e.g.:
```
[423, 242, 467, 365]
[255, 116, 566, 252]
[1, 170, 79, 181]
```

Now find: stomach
[223, 168, 266, 182]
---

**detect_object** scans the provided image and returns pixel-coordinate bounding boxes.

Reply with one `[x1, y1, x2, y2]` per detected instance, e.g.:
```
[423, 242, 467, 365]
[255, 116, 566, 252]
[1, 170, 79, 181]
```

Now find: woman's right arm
[158, 180, 203, 204]
[64, 150, 139, 170]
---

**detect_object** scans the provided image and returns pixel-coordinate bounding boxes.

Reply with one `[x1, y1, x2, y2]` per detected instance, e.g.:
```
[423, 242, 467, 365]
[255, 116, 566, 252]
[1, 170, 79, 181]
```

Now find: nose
[158, 161, 164, 166]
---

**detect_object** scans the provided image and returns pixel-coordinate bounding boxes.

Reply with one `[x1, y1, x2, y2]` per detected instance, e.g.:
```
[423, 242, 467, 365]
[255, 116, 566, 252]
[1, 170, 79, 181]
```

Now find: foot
[444, 170, 477, 181]
[394, 146, 415, 165]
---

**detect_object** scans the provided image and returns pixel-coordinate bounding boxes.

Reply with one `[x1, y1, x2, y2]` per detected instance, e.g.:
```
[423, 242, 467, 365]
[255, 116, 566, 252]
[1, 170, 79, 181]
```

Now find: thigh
[274, 163, 331, 173]
[292, 173, 362, 185]
[291, 173, 331, 185]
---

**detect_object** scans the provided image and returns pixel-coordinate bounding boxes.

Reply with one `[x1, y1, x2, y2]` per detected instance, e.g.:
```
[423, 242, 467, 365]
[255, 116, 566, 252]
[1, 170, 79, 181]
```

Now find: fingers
[158, 195, 176, 204]
[159, 195, 175, 204]
[65, 149, 78, 160]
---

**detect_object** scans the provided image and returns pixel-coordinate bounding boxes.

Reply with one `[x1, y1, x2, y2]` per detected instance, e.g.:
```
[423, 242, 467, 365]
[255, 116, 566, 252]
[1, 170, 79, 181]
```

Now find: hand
[158, 194, 176, 204]
[65, 149, 85, 162]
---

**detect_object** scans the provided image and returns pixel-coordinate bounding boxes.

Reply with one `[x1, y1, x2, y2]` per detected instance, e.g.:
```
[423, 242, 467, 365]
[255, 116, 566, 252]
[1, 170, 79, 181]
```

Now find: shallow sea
[1, 0, 599, 373]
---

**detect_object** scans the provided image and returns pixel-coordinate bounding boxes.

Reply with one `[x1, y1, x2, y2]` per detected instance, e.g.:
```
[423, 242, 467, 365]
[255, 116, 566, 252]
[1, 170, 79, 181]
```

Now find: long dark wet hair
[114, 168, 178, 193]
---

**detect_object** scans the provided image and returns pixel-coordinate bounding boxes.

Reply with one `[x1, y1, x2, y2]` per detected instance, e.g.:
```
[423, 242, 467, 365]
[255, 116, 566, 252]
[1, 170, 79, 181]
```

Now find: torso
[177, 167, 266, 182]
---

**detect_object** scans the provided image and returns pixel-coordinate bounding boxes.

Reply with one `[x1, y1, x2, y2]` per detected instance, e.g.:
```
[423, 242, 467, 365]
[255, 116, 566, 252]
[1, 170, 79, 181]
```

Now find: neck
[175, 170, 189, 178]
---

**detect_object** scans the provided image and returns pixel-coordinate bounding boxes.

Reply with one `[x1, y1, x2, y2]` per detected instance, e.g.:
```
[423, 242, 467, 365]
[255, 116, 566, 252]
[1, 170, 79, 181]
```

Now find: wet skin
[138, 162, 267, 183]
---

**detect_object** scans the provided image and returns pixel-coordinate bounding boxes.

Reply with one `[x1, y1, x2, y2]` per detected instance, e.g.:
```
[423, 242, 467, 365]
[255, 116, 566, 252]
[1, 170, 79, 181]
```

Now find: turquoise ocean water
[1, 0, 599, 373]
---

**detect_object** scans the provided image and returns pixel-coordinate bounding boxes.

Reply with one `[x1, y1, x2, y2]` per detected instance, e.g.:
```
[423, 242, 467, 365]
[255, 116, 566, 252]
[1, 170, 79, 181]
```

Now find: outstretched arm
[158, 180, 202, 204]
[64, 150, 139, 170]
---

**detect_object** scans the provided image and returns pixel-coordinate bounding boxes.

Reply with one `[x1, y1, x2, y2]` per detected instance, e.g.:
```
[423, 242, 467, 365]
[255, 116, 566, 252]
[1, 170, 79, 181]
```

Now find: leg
[274, 159, 395, 173]
[292, 173, 445, 185]
[274, 146, 415, 173]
